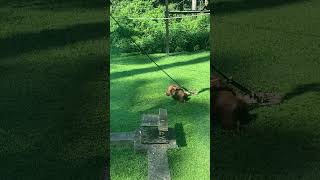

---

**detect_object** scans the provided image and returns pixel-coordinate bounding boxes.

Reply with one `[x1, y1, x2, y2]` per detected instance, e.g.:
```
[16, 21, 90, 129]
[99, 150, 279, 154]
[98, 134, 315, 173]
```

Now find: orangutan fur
[211, 75, 249, 130]
[166, 84, 189, 102]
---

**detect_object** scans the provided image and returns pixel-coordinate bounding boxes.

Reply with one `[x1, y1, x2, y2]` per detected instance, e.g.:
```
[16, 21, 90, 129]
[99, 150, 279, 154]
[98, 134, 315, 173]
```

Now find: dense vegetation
[110, 0, 210, 53]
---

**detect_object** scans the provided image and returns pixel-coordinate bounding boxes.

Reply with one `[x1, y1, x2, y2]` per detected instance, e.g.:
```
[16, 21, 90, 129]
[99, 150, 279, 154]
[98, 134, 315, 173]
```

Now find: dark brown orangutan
[166, 84, 189, 102]
[211, 75, 249, 130]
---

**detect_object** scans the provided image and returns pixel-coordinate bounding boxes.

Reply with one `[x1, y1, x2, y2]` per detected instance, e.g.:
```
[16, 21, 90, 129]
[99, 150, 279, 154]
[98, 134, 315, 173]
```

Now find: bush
[110, 0, 209, 54]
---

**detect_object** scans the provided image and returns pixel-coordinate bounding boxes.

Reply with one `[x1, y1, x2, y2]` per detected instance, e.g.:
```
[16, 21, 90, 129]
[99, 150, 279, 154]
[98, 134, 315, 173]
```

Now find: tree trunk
[165, 0, 169, 55]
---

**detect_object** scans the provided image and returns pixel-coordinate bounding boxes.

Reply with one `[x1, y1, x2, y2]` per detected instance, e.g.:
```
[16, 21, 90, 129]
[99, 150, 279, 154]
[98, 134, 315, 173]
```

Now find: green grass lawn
[0, 1, 108, 179]
[110, 51, 210, 180]
[213, 0, 320, 179]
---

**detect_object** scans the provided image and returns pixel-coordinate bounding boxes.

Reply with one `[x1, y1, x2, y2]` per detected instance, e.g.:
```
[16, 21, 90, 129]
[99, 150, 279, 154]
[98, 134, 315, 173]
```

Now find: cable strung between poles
[112, 13, 209, 20]
[111, 15, 194, 94]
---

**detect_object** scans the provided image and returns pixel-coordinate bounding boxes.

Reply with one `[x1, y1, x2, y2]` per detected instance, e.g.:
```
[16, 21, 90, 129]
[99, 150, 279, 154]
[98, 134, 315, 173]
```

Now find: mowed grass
[110, 51, 210, 180]
[213, 0, 320, 179]
[0, 1, 108, 179]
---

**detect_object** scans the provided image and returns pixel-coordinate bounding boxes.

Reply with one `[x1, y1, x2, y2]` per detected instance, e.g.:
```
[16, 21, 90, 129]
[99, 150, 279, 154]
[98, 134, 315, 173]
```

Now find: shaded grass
[213, 0, 320, 179]
[214, 0, 308, 15]
[0, 2, 108, 180]
[110, 51, 210, 179]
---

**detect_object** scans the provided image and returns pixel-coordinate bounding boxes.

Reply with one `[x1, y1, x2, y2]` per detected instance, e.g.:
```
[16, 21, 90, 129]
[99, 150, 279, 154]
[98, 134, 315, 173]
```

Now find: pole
[192, 0, 197, 11]
[204, 0, 209, 10]
[165, 0, 169, 55]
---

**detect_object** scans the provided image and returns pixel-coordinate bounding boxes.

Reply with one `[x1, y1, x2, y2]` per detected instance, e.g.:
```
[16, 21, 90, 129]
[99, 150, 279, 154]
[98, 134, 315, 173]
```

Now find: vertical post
[205, 0, 209, 9]
[165, 0, 169, 55]
[192, 0, 197, 11]
[205, 0, 208, 6]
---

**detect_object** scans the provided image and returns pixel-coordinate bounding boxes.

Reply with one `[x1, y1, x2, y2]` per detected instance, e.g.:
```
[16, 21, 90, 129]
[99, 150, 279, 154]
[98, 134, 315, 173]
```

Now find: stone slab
[110, 132, 135, 145]
[148, 145, 171, 180]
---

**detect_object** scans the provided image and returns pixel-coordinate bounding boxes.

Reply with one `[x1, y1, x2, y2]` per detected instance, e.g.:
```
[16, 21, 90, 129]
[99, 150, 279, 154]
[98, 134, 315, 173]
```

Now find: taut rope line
[111, 15, 195, 94]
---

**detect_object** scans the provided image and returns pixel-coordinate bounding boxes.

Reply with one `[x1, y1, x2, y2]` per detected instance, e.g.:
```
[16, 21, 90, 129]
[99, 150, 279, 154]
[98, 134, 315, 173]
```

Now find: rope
[111, 15, 193, 93]
[211, 64, 255, 96]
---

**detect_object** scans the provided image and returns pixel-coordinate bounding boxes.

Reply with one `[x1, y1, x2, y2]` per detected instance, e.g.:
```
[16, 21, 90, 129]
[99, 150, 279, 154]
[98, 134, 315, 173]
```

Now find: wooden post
[204, 0, 209, 10]
[192, 0, 197, 11]
[165, 0, 169, 55]
[205, 0, 208, 7]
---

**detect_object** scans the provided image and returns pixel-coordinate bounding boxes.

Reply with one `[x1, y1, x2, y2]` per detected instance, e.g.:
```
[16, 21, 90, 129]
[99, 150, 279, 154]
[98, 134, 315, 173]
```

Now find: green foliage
[110, 0, 209, 53]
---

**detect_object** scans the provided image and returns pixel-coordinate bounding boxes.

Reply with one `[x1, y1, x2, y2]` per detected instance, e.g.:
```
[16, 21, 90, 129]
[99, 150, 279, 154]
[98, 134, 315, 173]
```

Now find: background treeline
[110, 0, 210, 54]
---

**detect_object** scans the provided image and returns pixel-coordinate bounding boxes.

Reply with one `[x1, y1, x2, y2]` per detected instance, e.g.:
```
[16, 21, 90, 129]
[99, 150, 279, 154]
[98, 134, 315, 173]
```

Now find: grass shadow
[216, 20, 320, 39]
[282, 83, 320, 101]
[111, 56, 209, 80]
[213, 124, 320, 178]
[0, 54, 108, 179]
[110, 53, 167, 65]
[0, 22, 106, 59]
[1, 151, 106, 179]
[110, 79, 151, 132]
[211, 110, 258, 131]
[110, 51, 208, 65]
[214, 0, 308, 15]
[174, 123, 187, 147]
[0, 0, 105, 9]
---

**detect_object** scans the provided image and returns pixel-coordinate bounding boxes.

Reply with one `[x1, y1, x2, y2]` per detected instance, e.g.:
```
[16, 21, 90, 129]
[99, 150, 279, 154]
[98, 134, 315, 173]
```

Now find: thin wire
[112, 13, 209, 20]
[111, 15, 191, 92]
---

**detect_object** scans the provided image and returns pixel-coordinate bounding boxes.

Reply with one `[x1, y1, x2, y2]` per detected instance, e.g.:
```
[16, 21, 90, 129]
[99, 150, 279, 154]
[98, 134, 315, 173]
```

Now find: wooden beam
[192, 0, 197, 10]
[165, 0, 169, 55]
[168, 10, 210, 14]
[110, 132, 135, 145]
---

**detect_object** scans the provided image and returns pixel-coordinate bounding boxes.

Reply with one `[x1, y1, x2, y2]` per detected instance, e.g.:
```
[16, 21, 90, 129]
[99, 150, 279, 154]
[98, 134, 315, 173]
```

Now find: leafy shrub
[110, 0, 209, 54]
